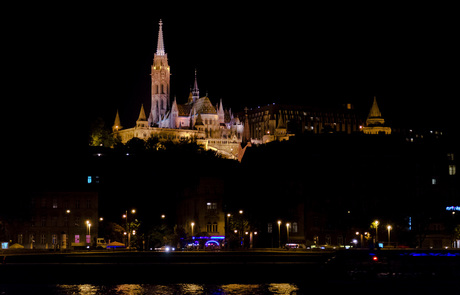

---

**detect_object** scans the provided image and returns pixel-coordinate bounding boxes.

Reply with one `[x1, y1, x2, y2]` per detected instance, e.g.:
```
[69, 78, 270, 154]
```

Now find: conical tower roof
[368, 96, 382, 118]
[137, 104, 147, 121]
[366, 96, 385, 126]
[113, 110, 122, 131]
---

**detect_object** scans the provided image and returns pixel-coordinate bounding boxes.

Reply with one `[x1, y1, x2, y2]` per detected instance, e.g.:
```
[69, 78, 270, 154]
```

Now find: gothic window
[155, 85, 159, 94]
[161, 84, 164, 94]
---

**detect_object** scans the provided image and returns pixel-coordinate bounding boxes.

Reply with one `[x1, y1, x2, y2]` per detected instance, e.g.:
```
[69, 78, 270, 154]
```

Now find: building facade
[238, 103, 362, 144]
[7, 191, 99, 250]
[176, 177, 226, 249]
[113, 20, 244, 159]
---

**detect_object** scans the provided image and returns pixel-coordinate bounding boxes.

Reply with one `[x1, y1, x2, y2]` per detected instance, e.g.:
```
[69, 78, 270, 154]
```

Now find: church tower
[362, 96, 391, 135]
[150, 20, 170, 126]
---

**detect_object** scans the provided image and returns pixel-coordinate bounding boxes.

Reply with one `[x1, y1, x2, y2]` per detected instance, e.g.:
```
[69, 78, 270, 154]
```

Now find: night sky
[7, 3, 458, 158]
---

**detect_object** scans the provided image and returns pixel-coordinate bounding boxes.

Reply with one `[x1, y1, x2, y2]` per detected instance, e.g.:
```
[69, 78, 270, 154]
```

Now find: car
[154, 245, 175, 252]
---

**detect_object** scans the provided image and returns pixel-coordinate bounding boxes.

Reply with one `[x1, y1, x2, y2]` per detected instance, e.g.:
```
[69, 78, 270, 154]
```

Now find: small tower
[192, 70, 199, 103]
[362, 96, 391, 135]
[112, 110, 122, 133]
[136, 104, 148, 128]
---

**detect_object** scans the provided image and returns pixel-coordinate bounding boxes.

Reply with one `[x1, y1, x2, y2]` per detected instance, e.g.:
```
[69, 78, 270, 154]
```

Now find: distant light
[372, 256, 378, 261]
[446, 206, 460, 211]
[352, 239, 358, 244]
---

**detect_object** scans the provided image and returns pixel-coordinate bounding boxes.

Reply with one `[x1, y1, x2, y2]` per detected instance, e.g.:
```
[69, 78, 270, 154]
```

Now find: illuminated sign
[446, 206, 460, 211]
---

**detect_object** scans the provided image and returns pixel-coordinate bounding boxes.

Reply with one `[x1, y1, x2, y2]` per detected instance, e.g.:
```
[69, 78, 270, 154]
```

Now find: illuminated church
[113, 20, 244, 159]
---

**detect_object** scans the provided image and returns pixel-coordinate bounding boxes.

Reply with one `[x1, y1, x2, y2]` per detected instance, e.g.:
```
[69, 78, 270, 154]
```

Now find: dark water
[0, 283, 302, 295]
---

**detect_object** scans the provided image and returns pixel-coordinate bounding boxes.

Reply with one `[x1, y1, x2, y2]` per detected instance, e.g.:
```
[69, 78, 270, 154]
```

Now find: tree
[89, 117, 114, 147]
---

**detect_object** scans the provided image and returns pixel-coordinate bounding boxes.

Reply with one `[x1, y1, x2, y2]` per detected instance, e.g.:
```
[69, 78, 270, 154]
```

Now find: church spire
[156, 19, 165, 56]
[192, 69, 199, 102]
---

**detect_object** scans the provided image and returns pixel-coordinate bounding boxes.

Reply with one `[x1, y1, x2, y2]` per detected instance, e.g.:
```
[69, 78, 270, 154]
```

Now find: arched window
[155, 85, 159, 94]
[212, 222, 218, 232]
[161, 84, 164, 94]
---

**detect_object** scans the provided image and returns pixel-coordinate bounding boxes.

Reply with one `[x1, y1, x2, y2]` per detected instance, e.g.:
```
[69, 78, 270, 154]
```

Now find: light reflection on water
[52, 283, 301, 294]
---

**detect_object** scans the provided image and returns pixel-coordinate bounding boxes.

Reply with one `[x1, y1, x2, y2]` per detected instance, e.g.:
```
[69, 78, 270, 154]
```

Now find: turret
[112, 110, 122, 132]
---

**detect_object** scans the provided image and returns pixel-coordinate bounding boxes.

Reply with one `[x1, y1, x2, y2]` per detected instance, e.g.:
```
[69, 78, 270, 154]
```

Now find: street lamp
[65, 210, 71, 249]
[86, 220, 91, 246]
[191, 222, 195, 237]
[286, 223, 290, 244]
[277, 220, 282, 248]
[387, 225, 392, 246]
[123, 209, 136, 248]
[373, 220, 379, 247]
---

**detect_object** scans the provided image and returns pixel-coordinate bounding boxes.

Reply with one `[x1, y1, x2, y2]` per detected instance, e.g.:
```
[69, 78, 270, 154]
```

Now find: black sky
[7, 3, 458, 155]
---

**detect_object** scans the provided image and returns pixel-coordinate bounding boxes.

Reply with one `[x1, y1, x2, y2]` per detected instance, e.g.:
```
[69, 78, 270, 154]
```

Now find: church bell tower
[149, 20, 170, 126]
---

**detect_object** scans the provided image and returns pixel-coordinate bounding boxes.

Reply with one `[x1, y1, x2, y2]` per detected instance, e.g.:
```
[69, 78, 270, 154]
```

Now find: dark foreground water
[2, 281, 459, 295]
[2, 283, 302, 295]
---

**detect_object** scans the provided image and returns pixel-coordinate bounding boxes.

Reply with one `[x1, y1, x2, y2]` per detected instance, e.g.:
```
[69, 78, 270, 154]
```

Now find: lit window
[87, 176, 92, 184]
[449, 165, 456, 176]
[75, 235, 80, 244]
[86, 235, 91, 244]
[432, 178, 437, 185]
[447, 153, 455, 161]
[206, 202, 217, 210]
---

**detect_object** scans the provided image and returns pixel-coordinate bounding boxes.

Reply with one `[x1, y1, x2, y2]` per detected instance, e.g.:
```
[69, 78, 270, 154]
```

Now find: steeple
[192, 69, 199, 102]
[136, 104, 148, 128]
[137, 104, 147, 121]
[156, 19, 165, 56]
[112, 110, 122, 132]
[151, 19, 170, 125]
[366, 96, 384, 126]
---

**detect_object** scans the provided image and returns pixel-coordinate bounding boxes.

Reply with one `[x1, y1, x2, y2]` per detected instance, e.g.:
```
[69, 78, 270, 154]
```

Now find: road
[1, 249, 459, 284]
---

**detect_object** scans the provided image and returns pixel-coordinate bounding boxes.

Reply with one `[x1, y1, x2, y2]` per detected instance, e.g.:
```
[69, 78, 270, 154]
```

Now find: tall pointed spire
[156, 19, 165, 56]
[192, 69, 199, 102]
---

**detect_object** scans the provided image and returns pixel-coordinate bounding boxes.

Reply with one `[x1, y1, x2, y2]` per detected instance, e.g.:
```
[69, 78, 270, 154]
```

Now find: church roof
[193, 96, 217, 114]
[177, 103, 192, 116]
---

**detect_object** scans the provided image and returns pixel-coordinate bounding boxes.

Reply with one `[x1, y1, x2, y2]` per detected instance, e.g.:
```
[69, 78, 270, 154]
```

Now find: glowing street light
[286, 223, 290, 244]
[277, 220, 282, 248]
[387, 225, 392, 245]
[191, 222, 195, 237]
[373, 220, 380, 246]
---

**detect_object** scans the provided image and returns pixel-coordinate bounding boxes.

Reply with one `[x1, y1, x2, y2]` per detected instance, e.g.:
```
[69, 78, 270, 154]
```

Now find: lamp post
[387, 225, 392, 246]
[65, 210, 71, 250]
[191, 222, 195, 237]
[277, 220, 281, 248]
[123, 209, 136, 248]
[373, 220, 379, 247]
[286, 223, 290, 244]
[86, 220, 91, 246]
